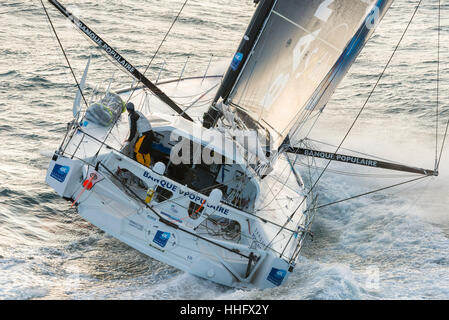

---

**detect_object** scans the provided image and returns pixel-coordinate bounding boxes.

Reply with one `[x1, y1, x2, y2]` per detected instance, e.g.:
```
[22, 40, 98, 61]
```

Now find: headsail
[208, 0, 394, 150]
[73, 56, 90, 118]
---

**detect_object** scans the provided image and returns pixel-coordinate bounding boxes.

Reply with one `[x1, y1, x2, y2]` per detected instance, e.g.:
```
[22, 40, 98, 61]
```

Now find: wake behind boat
[42, 0, 445, 289]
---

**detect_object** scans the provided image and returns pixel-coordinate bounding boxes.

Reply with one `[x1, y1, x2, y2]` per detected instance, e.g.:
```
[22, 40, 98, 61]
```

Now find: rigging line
[304, 175, 430, 213]
[388, 173, 432, 197]
[42, 12, 79, 152]
[255, 158, 299, 212]
[39, 0, 89, 110]
[303, 110, 323, 139]
[438, 115, 449, 170]
[435, 0, 440, 171]
[283, 108, 322, 151]
[179, 83, 220, 117]
[42, 10, 76, 103]
[294, 160, 420, 179]
[128, 0, 189, 106]
[264, 0, 425, 250]
[116, 75, 224, 96]
[93, 0, 189, 160]
[436, 0, 448, 171]
[291, 109, 323, 144]
[263, 167, 295, 221]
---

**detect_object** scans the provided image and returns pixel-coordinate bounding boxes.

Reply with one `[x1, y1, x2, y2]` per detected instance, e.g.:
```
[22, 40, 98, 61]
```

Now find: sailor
[125, 102, 154, 167]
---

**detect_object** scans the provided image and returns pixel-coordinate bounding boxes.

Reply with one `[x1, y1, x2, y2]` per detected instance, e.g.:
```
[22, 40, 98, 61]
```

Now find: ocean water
[0, 0, 448, 300]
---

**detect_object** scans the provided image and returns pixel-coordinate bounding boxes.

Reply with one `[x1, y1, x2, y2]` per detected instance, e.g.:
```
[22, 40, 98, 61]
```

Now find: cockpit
[146, 126, 259, 213]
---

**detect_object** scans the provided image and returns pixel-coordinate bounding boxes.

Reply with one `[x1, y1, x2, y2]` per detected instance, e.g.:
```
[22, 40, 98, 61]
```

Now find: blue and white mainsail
[208, 0, 394, 150]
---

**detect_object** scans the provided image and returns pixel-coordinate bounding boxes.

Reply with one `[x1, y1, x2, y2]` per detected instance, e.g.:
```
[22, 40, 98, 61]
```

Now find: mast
[47, 0, 193, 122]
[203, 0, 275, 129]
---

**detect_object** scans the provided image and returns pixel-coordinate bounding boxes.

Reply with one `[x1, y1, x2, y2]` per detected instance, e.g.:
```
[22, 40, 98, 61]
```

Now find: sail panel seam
[271, 10, 340, 52]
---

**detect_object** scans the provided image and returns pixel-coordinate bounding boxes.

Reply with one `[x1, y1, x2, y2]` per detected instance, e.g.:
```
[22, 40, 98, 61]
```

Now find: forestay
[218, 0, 394, 150]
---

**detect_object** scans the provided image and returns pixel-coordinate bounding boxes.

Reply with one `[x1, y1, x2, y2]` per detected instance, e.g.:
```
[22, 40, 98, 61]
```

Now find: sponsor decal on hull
[50, 164, 70, 183]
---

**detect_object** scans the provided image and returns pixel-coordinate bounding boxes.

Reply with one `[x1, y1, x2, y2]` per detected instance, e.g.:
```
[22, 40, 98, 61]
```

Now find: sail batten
[271, 10, 341, 52]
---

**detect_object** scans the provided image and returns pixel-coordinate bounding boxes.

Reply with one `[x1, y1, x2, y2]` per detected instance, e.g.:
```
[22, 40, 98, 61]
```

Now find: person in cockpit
[125, 102, 154, 167]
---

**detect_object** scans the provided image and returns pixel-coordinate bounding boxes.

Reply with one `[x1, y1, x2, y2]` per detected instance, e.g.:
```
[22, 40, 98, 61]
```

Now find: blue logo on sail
[231, 52, 244, 71]
[50, 164, 70, 183]
[267, 268, 287, 286]
[153, 231, 171, 248]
